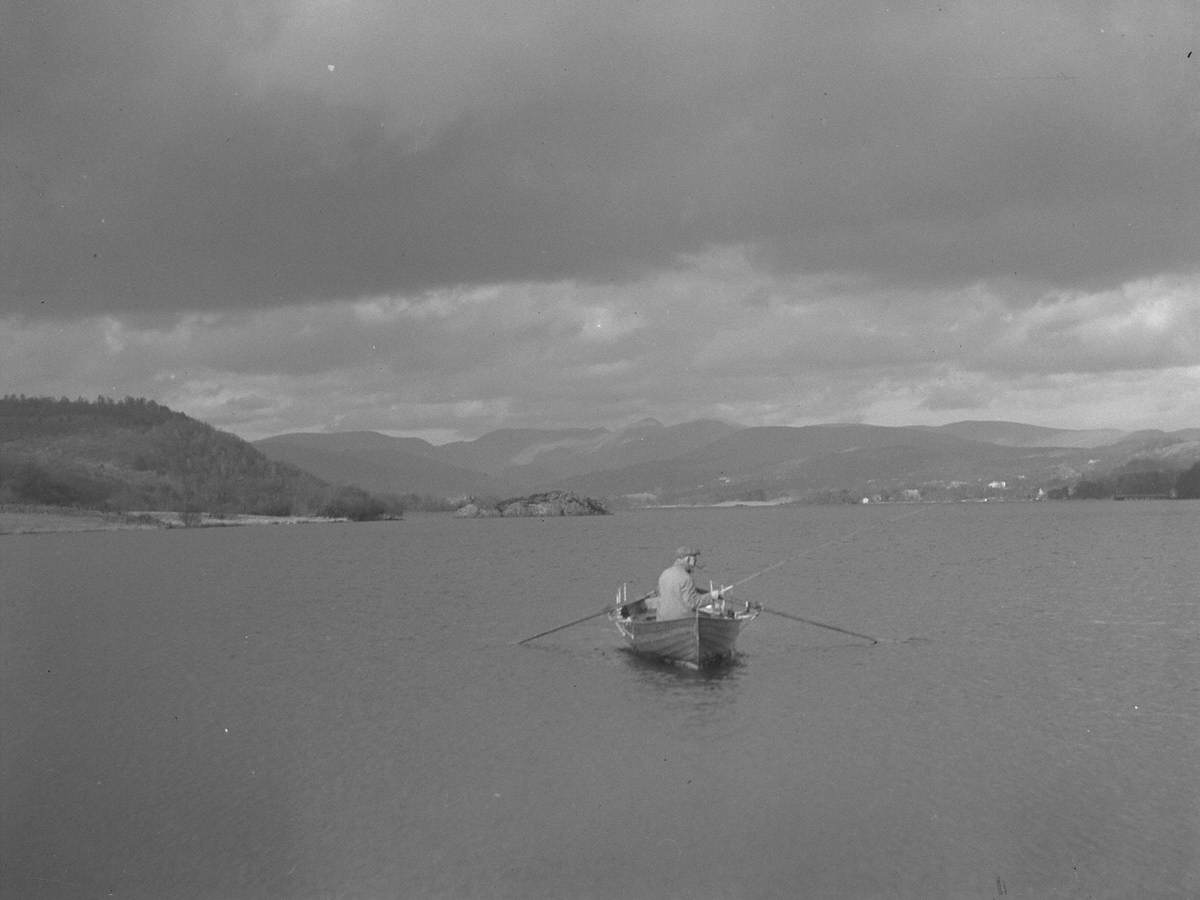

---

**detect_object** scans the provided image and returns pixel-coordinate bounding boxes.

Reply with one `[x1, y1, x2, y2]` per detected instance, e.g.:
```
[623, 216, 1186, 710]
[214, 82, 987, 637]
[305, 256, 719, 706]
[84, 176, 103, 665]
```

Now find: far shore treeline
[3, 396, 1200, 522]
[0, 395, 428, 521]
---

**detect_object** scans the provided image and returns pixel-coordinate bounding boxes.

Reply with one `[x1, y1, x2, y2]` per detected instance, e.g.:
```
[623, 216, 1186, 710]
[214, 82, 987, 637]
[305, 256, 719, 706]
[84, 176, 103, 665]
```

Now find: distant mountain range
[255, 419, 1200, 505]
[10, 396, 1196, 513]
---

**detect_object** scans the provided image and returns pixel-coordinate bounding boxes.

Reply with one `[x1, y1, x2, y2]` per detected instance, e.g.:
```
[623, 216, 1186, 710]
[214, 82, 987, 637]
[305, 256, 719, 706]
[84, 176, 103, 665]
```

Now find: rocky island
[454, 490, 609, 518]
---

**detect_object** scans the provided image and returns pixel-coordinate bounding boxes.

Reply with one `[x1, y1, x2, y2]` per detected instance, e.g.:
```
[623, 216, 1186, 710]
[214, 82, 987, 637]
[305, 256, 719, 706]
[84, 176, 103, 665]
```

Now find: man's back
[656, 563, 696, 621]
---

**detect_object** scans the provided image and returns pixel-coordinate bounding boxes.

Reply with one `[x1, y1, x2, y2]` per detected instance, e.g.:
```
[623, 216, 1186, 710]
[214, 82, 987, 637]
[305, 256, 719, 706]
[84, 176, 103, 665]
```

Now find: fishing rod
[725, 504, 929, 591]
[715, 504, 929, 644]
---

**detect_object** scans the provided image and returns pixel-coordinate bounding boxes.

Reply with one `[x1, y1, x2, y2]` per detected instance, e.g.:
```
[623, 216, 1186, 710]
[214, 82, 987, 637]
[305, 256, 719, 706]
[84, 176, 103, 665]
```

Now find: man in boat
[654, 546, 726, 621]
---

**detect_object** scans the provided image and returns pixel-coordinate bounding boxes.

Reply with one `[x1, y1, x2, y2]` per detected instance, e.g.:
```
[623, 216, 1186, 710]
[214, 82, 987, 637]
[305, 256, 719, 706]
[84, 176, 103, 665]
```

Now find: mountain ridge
[253, 431, 521, 498]
[911, 420, 1128, 448]
[5, 396, 1198, 511]
[254, 419, 1200, 505]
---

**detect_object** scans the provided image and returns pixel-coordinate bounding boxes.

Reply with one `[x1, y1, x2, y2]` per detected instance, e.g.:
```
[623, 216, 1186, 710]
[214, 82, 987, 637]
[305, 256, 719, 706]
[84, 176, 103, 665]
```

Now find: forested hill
[0, 395, 396, 519]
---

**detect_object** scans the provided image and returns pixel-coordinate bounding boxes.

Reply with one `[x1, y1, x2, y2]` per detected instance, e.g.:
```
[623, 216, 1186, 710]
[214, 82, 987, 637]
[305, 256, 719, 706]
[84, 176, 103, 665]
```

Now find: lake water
[2, 502, 1198, 899]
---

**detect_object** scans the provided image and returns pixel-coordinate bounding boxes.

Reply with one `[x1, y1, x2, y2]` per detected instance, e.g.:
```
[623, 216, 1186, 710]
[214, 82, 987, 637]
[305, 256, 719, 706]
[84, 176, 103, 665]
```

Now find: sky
[3, 1, 1199, 443]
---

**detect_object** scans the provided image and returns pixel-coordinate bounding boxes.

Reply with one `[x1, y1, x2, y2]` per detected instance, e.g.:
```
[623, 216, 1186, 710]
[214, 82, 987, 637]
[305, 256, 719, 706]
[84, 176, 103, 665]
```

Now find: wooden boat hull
[610, 602, 760, 668]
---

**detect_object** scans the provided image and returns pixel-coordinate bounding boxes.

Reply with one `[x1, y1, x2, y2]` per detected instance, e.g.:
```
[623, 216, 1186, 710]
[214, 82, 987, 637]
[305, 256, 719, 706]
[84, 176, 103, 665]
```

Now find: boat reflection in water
[609, 585, 762, 669]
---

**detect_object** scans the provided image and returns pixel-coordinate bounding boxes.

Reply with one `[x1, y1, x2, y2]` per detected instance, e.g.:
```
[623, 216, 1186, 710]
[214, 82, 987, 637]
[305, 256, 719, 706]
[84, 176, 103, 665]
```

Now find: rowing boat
[609, 586, 761, 668]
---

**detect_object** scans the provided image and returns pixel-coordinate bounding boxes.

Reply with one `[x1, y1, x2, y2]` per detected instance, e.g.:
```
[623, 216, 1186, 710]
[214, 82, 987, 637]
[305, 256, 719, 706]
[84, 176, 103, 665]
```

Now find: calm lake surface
[2, 502, 1198, 899]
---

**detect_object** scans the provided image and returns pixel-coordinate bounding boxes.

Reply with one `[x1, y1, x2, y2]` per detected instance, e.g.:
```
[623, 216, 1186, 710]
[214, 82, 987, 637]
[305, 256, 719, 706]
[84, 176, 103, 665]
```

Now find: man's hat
[675, 546, 701, 558]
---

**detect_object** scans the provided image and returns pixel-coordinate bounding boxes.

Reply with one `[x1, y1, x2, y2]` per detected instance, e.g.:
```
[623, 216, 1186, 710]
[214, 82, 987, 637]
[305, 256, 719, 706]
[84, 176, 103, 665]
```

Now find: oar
[515, 607, 613, 645]
[760, 606, 879, 644]
[516, 589, 655, 645]
[720, 507, 929, 642]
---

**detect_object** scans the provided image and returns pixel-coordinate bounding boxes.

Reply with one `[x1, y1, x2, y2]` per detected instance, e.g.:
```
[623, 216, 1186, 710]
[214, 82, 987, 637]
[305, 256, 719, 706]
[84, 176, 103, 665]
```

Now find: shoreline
[0, 506, 350, 535]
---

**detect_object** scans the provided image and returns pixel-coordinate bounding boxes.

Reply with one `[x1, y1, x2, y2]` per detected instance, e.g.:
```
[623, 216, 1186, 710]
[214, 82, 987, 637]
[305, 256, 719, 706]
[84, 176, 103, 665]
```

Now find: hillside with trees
[0, 396, 399, 520]
[1177, 461, 1200, 499]
[1066, 458, 1200, 500]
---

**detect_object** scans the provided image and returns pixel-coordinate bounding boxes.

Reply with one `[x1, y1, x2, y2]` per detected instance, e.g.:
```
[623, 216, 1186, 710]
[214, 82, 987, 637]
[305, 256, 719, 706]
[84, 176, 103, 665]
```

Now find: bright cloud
[4, 259, 1200, 440]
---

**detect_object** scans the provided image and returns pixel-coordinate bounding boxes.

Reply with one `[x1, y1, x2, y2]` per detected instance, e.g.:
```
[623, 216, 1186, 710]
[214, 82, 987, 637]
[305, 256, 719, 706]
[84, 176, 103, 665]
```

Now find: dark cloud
[4, 2, 1199, 318]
